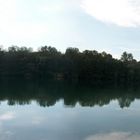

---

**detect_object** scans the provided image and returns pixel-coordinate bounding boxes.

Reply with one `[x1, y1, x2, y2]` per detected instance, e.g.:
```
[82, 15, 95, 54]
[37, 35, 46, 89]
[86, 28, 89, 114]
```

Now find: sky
[1, 0, 140, 59]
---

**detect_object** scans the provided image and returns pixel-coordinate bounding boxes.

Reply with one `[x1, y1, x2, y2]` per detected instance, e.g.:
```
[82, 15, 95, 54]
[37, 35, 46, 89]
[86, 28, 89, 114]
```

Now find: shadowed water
[0, 80, 140, 140]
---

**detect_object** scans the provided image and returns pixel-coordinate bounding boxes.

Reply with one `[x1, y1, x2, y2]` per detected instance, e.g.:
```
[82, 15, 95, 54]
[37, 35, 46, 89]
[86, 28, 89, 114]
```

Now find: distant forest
[0, 45, 139, 87]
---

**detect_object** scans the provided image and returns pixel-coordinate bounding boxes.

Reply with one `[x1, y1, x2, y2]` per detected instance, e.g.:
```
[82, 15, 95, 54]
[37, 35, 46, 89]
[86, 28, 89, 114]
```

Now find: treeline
[0, 45, 139, 87]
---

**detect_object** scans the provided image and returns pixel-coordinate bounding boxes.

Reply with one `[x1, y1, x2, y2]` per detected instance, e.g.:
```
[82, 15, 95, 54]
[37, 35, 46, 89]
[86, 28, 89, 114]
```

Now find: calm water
[0, 80, 140, 140]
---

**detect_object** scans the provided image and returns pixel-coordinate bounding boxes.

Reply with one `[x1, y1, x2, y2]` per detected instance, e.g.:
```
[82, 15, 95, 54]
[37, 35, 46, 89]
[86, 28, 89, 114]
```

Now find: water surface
[0, 80, 140, 140]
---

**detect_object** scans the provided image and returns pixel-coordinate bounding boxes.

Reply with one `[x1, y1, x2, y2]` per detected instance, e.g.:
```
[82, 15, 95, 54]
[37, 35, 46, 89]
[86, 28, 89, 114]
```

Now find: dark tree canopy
[120, 51, 134, 62]
[0, 45, 139, 87]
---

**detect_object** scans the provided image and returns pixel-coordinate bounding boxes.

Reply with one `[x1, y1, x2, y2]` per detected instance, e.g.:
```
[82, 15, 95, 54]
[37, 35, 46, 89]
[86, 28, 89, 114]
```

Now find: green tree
[120, 52, 133, 62]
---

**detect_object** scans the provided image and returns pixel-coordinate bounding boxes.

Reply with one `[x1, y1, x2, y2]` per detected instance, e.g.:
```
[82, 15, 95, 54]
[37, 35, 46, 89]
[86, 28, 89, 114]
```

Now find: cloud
[85, 132, 140, 140]
[0, 112, 15, 121]
[41, 4, 64, 13]
[81, 0, 140, 27]
[0, 0, 48, 45]
[31, 117, 44, 125]
[0, 22, 48, 40]
[118, 46, 140, 52]
[0, 0, 16, 23]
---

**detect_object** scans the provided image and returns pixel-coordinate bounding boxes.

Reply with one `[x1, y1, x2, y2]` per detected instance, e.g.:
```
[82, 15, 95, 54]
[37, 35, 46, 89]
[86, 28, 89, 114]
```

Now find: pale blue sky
[1, 0, 140, 59]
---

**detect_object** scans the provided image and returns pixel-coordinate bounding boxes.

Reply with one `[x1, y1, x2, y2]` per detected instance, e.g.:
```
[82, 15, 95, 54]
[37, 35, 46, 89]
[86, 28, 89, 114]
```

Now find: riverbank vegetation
[0, 45, 139, 87]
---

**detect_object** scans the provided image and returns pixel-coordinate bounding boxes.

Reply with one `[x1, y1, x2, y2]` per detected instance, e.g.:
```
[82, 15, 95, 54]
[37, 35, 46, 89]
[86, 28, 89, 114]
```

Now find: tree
[65, 47, 79, 56]
[39, 46, 60, 56]
[120, 52, 133, 62]
[8, 46, 19, 53]
[17, 47, 32, 53]
[39, 46, 48, 52]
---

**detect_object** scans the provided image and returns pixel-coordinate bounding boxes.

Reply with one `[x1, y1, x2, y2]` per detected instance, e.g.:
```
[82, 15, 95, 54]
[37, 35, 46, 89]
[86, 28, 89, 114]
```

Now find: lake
[0, 80, 140, 140]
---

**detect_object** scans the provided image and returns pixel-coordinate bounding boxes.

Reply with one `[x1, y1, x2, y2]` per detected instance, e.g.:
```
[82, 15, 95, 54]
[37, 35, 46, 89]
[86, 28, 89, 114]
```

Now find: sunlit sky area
[1, 0, 140, 59]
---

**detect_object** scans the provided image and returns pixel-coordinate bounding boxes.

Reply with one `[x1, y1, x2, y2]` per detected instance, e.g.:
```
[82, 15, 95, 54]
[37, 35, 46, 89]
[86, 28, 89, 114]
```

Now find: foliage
[0, 45, 139, 87]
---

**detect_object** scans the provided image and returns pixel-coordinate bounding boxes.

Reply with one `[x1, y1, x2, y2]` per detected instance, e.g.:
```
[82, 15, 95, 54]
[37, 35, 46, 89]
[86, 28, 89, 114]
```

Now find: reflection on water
[86, 132, 140, 140]
[0, 80, 139, 108]
[0, 80, 140, 140]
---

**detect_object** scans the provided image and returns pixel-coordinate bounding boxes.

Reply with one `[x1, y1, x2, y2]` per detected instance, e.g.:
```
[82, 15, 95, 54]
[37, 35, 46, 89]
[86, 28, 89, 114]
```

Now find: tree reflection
[0, 80, 139, 108]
